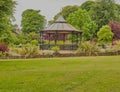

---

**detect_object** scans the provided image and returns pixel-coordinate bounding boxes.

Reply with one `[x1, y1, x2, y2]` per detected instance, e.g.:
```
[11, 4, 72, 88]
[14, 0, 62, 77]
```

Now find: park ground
[0, 56, 120, 92]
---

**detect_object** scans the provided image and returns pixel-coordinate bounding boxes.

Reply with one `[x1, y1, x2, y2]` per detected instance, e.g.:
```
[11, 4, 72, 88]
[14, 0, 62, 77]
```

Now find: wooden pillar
[48, 33, 50, 49]
[63, 33, 66, 44]
[79, 32, 82, 44]
[54, 31, 57, 45]
[40, 31, 43, 50]
[72, 31, 73, 50]
[63, 33, 66, 50]
[76, 33, 79, 44]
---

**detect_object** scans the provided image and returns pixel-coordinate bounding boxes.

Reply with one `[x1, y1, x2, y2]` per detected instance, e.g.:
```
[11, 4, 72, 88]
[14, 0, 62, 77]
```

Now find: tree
[67, 8, 98, 40]
[97, 25, 114, 45]
[81, 1, 95, 12]
[0, 30, 18, 45]
[82, 21, 98, 40]
[109, 21, 120, 40]
[89, 0, 119, 29]
[116, 4, 120, 19]
[0, 0, 16, 17]
[62, 5, 79, 20]
[21, 9, 46, 33]
[48, 5, 79, 25]
[0, 0, 17, 45]
[81, 0, 120, 31]
[0, 0, 16, 33]
[17, 32, 39, 45]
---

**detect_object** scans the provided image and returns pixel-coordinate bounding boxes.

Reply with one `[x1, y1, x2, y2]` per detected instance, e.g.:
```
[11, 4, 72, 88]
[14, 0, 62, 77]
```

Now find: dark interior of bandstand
[40, 31, 82, 50]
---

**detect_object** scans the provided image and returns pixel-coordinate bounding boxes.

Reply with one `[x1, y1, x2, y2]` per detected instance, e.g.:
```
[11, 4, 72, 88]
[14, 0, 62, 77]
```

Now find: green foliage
[0, 30, 18, 45]
[0, 0, 16, 30]
[17, 33, 27, 45]
[116, 4, 120, 17]
[21, 9, 46, 33]
[30, 40, 39, 46]
[43, 51, 53, 56]
[20, 44, 40, 58]
[81, 1, 95, 12]
[67, 8, 91, 30]
[0, 0, 16, 16]
[57, 41, 64, 45]
[51, 46, 60, 54]
[67, 8, 98, 40]
[0, 51, 7, 57]
[68, 34, 77, 41]
[0, 0, 17, 45]
[76, 41, 99, 55]
[97, 25, 114, 45]
[89, 0, 119, 29]
[105, 49, 114, 53]
[82, 21, 98, 40]
[17, 32, 39, 45]
[62, 5, 79, 20]
[80, 0, 120, 33]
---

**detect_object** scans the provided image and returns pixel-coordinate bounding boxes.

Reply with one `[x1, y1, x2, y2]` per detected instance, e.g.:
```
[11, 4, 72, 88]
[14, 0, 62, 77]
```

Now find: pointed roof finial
[60, 8, 62, 15]
[55, 8, 66, 23]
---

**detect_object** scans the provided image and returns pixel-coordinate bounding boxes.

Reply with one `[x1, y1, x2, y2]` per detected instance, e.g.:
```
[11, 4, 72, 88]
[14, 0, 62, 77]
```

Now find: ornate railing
[40, 44, 78, 50]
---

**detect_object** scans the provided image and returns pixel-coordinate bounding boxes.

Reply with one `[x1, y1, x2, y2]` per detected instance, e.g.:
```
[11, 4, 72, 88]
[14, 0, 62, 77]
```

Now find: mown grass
[0, 56, 120, 92]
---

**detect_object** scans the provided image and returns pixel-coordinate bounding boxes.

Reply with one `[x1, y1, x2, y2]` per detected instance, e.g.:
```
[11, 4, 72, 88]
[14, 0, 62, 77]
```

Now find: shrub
[97, 25, 113, 46]
[105, 49, 114, 53]
[0, 43, 8, 57]
[51, 46, 60, 54]
[30, 40, 39, 46]
[0, 43, 8, 53]
[9, 47, 21, 57]
[76, 41, 99, 55]
[43, 51, 53, 56]
[116, 41, 120, 48]
[109, 21, 120, 40]
[111, 40, 120, 51]
[57, 41, 64, 45]
[0, 51, 7, 57]
[20, 44, 41, 58]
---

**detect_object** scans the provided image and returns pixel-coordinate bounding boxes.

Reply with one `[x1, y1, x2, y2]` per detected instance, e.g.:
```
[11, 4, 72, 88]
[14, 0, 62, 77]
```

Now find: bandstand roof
[41, 15, 82, 33]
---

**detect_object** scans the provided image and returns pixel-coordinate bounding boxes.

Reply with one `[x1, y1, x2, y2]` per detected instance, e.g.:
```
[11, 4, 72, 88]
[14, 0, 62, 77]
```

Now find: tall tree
[21, 9, 46, 33]
[89, 0, 119, 29]
[62, 5, 79, 20]
[115, 4, 120, 20]
[0, 0, 16, 17]
[81, 1, 95, 12]
[0, 0, 17, 44]
[0, 0, 16, 33]
[67, 8, 98, 40]
[81, 0, 120, 31]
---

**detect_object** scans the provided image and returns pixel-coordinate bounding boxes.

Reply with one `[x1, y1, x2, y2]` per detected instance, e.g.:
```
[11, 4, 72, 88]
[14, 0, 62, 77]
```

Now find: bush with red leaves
[0, 43, 9, 53]
[109, 21, 120, 40]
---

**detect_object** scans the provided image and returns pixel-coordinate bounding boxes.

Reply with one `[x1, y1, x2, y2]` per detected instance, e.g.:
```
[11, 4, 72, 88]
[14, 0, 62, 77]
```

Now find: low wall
[0, 51, 120, 59]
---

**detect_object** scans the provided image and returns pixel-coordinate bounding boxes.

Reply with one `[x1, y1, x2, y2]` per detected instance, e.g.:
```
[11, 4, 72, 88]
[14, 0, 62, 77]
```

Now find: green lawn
[0, 56, 120, 92]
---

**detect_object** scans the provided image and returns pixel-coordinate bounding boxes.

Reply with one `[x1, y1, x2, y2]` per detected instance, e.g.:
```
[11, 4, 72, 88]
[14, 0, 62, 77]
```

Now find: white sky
[14, 0, 120, 27]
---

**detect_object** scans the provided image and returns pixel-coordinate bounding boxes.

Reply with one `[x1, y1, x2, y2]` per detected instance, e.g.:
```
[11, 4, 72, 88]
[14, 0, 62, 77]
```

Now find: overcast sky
[14, 0, 120, 27]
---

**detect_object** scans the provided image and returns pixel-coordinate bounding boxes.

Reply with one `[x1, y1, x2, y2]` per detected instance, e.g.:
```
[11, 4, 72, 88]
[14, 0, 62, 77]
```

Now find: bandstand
[40, 15, 82, 50]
